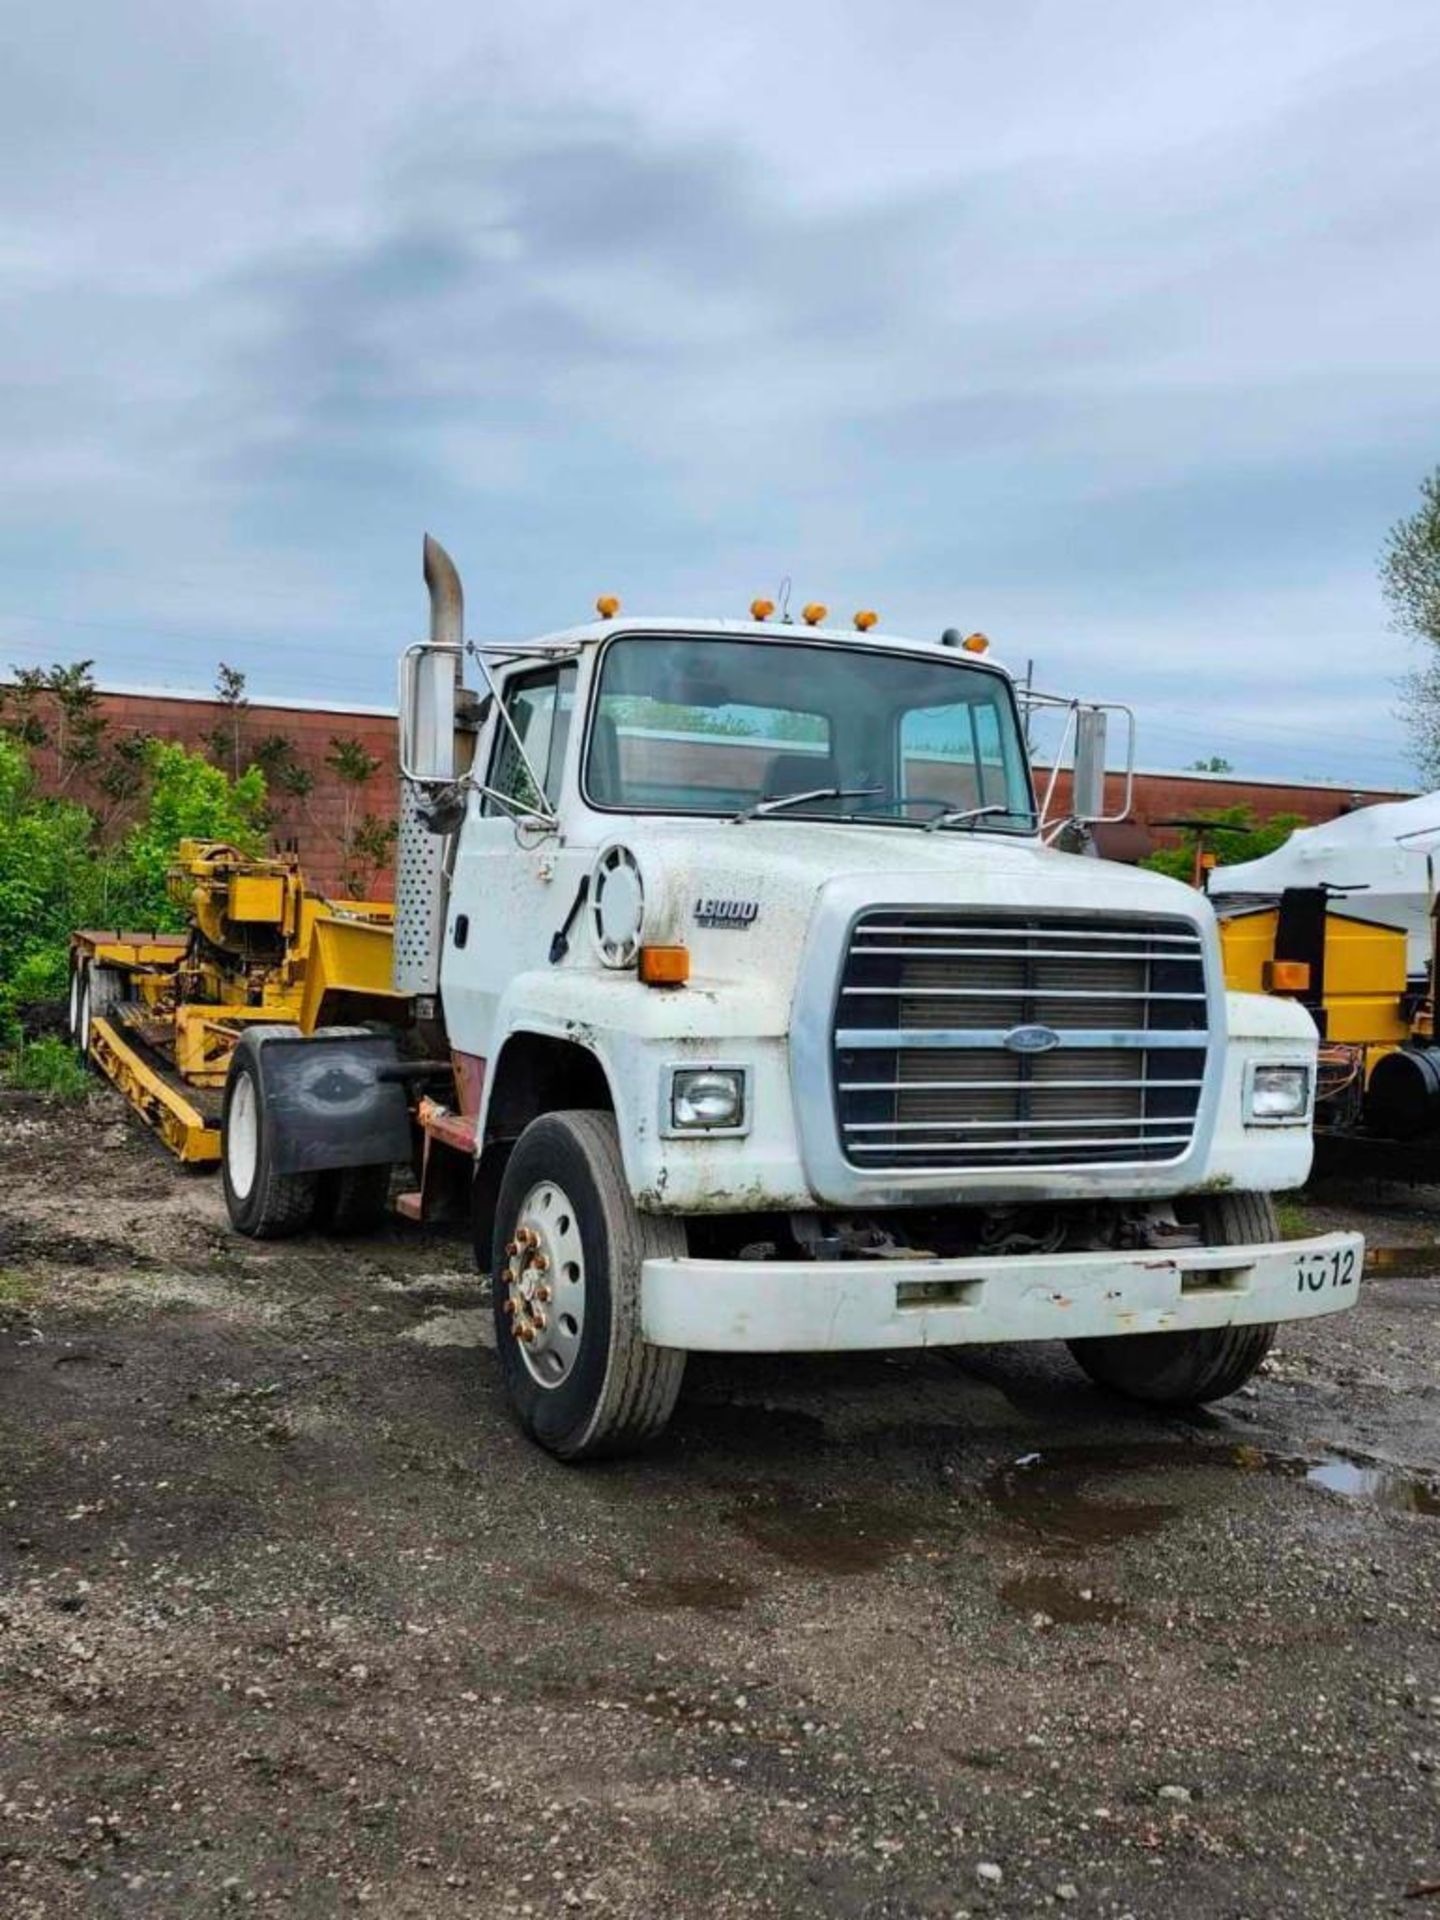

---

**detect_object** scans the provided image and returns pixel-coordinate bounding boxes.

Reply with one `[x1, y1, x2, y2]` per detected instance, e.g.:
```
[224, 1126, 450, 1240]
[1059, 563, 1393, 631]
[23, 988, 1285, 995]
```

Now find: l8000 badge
[694, 898, 759, 930]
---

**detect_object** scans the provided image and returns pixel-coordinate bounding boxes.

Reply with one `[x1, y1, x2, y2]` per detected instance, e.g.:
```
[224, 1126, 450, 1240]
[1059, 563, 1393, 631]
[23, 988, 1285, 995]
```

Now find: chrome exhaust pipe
[423, 532, 464, 650]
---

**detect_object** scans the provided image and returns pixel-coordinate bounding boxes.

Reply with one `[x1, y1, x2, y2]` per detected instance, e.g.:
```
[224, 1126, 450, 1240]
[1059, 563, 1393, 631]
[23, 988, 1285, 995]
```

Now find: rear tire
[221, 1029, 318, 1239]
[316, 1163, 393, 1235]
[1068, 1191, 1279, 1407]
[488, 1110, 687, 1461]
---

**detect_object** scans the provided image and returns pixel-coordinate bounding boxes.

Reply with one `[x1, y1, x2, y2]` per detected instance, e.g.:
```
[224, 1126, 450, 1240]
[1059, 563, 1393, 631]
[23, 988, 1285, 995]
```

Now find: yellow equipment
[1217, 888, 1424, 1137]
[70, 841, 402, 1163]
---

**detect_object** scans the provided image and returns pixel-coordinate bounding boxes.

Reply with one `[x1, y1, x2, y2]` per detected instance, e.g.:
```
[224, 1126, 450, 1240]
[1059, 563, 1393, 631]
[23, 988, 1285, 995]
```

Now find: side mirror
[1071, 707, 1109, 822]
[398, 642, 460, 784]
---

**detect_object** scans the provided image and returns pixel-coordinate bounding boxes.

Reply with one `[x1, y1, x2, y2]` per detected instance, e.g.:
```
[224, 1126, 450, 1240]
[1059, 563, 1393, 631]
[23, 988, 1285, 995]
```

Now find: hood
[614, 817, 1212, 965]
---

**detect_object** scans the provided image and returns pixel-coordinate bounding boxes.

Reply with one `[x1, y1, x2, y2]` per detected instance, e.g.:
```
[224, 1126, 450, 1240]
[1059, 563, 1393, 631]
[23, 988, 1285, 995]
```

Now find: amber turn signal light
[961, 631, 989, 653]
[595, 594, 620, 619]
[802, 602, 828, 626]
[750, 598, 775, 621]
[639, 945, 690, 987]
[1263, 958, 1312, 993]
[853, 610, 878, 631]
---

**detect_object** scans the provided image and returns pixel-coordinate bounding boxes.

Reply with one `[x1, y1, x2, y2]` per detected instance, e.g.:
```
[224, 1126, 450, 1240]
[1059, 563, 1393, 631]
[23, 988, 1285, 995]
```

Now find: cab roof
[515, 614, 1012, 677]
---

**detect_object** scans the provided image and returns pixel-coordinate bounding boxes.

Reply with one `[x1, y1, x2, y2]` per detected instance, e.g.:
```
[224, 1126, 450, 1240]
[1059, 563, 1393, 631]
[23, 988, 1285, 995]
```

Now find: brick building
[7, 683, 1413, 898]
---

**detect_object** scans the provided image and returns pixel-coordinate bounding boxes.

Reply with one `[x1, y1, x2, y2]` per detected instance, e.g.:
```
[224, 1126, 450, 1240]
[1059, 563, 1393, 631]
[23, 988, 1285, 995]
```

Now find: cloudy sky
[2, 0, 1437, 786]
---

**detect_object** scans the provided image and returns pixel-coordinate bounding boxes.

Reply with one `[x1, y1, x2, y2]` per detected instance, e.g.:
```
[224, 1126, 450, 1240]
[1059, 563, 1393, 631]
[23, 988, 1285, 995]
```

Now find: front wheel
[1068, 1191, 1279, 1407]
[488, 1110, 687, 1460]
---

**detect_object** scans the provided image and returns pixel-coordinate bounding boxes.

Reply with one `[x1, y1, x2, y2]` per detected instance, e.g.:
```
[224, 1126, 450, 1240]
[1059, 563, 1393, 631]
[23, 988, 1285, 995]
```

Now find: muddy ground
[2, 1091, 1439, 1920]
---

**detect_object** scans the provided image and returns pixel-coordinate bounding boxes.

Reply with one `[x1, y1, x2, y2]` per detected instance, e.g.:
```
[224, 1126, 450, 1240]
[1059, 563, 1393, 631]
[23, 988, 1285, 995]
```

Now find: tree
[1383, 467, 1440, 782]
[1142, 805, 1305, 885]
[325, 736, 394, 895]
[1186, 755, 1234, 774]
[205, 662, 251, 779]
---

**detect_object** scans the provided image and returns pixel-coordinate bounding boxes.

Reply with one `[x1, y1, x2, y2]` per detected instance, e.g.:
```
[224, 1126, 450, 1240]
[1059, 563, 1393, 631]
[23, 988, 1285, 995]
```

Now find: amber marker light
[639, 945, 690, 987]
[801, 603, 828, 626]
[750, 598, 775, 621]
[961, 631, 990, 653]
[595, 594, 621, 619]
[1263, 959, 1312, 993]
[853, 610, 879, 631]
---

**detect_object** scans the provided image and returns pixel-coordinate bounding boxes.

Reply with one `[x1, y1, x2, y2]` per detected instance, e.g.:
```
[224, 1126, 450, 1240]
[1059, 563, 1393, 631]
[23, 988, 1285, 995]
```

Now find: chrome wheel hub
[504, 1181, 586, 1389]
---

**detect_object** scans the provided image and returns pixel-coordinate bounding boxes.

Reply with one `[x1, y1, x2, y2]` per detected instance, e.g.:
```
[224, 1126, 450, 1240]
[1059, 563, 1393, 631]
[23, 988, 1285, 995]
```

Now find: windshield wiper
[733, 785, 882, 823]
[924, 803, 1010, 834]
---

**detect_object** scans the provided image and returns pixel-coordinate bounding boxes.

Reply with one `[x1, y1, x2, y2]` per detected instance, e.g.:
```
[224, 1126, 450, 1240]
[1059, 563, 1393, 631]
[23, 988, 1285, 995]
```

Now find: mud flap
[249, 1027, 413, 1174]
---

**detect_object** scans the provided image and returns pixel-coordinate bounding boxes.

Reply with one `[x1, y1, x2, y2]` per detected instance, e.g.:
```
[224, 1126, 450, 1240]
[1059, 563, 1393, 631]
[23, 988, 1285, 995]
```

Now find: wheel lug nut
[535, 1286, 552, 1304]
[531, 1254, 549, 1274]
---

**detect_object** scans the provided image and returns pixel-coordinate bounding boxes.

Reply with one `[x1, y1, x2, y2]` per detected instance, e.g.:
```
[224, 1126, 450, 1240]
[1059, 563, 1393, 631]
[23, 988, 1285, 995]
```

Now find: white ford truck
[221, 538, 1364, 1459]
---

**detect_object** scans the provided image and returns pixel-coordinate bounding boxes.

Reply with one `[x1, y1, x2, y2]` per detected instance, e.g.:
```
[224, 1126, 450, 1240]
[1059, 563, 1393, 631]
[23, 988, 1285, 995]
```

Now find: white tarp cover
[1209, 791, 1438, 974]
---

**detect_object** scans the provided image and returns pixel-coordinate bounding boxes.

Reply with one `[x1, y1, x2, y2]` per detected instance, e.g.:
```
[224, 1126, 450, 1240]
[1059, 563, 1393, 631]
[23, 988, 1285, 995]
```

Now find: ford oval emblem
[1003, 1023, 1062, 1055]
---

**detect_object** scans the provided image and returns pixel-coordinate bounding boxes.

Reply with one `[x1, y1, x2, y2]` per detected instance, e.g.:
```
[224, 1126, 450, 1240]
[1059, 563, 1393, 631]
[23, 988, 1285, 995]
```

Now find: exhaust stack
[393, 534, 465, 998]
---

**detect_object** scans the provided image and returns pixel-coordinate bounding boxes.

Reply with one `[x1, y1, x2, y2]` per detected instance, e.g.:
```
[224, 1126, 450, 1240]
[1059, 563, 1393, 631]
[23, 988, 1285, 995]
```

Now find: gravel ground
[2, 1088, 1439, 1919]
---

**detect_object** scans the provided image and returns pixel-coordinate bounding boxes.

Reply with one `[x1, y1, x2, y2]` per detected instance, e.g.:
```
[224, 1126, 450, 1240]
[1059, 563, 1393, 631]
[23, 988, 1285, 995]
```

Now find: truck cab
[225, 539, 1365, 1459]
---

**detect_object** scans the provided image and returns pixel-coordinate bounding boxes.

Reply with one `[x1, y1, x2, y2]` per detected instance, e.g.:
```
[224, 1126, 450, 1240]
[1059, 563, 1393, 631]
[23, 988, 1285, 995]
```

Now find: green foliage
[1186, 755, 1234, 773]
[117, 741, 266, 927]
[1, 1035, 89, 1100]
[0, 732, 267, 1041]
[1142, 805, 1306, 884]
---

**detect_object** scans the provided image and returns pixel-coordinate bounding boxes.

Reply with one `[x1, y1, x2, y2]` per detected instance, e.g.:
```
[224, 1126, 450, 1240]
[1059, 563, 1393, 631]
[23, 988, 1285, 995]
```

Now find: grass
[1275, 1194, 1312, 1241]
[0, 1269, 39, 1309]
[1, 1035, 90, 1100]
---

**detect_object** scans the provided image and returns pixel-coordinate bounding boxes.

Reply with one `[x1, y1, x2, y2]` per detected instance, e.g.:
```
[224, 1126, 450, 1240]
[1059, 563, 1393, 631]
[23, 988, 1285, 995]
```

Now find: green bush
[0, 733, 267, 1050]
[1, 1035, 90, 1099]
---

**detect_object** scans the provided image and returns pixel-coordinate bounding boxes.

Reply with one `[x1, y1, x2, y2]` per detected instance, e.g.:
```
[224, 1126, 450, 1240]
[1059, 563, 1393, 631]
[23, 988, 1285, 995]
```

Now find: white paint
[640, 1231, 1365, 1354]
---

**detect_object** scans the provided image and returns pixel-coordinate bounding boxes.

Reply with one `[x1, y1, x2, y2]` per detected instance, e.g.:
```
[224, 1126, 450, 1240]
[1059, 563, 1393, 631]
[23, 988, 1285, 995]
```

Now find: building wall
[8, 683, 1413, 897]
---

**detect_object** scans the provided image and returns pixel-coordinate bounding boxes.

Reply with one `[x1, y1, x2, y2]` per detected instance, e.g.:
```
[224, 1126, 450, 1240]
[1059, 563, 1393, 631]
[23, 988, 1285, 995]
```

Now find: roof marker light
[750, 598, 775, 621]
[853, 610, 878, 631]
[802, 602, 828, 627]
[961, 631, 990, 653]
[596, 595, 621, 619]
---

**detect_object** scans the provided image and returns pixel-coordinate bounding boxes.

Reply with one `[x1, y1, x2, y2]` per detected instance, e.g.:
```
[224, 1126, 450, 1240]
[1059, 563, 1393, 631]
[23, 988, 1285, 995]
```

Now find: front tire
[1068, 1191, 1279, 1407]
[488, 1110, 687, 1460]
[221, 1029, 318, 1239]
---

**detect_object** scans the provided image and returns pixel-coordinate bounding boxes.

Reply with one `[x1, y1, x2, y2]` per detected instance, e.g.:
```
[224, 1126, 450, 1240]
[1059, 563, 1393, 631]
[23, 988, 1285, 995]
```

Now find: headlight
[1247, 1063, 1311, 1124]
[670, 1067, 746, 1132]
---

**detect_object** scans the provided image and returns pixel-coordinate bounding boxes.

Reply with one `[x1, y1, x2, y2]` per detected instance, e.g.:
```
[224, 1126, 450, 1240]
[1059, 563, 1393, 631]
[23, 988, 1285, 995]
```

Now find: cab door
[440, 661, 583, 1063]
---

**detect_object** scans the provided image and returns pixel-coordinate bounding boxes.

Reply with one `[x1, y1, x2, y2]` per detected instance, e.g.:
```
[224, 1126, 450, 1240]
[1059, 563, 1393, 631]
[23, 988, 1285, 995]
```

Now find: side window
[484, 665, 576, 816]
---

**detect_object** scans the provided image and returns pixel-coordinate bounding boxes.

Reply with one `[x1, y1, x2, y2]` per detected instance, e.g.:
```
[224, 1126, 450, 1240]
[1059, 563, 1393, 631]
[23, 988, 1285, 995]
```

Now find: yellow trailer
[70, 841, 404, 1166]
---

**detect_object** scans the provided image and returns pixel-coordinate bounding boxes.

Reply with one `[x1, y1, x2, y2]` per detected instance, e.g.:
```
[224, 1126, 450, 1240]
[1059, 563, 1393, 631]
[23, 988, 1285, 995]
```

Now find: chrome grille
[833, 911, 1209, 1170]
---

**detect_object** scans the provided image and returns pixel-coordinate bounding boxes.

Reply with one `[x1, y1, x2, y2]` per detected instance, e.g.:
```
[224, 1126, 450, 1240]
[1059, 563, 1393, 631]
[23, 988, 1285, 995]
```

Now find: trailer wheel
[316, 1163, 393, 1235]
[221, 1031, 317, 1239]
[1068, 1191, 1279, 1406]
[488, 1110, 686, 1461]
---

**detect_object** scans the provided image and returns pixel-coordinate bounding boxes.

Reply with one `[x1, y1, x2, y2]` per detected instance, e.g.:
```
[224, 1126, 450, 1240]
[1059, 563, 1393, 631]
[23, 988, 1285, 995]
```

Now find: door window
[484, 665, 576, 815]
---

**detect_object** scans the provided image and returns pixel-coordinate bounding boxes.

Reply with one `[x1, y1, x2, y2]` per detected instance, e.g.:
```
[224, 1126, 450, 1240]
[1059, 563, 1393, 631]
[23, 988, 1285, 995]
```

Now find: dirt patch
[2, 1096, 1440, 1917]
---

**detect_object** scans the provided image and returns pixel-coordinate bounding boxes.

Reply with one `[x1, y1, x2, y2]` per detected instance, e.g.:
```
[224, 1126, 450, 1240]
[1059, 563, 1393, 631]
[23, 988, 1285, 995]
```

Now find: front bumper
[640, 1229, 1364, 1353]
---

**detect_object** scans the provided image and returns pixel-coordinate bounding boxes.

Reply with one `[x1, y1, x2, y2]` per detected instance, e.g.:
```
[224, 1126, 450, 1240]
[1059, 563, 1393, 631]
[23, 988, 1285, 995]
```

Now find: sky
[1, 0, 1437, 788]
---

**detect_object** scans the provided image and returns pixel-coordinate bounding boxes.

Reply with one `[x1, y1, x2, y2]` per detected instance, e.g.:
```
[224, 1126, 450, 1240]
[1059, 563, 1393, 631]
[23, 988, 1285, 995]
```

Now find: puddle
[984, 1447, 1181, 1551]
[627, 1573, 757, 1613]
[998, 1573, 1133, 1625]
[1301, 1455, 1440, 1515]
[985, 1439, 1440, 1550]
[723, 1491, 923, 1574]
[1364, 1245, 1440, 1280]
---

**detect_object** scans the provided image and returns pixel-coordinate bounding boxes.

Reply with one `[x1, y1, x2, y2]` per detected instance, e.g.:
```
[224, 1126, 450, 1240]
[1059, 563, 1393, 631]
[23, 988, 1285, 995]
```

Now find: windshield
[583, 634, 1035, 831]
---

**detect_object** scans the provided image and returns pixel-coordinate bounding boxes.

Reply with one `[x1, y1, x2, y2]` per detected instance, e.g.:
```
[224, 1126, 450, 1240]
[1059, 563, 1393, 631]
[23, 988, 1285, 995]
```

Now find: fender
[246, 1026, 413, 1174]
